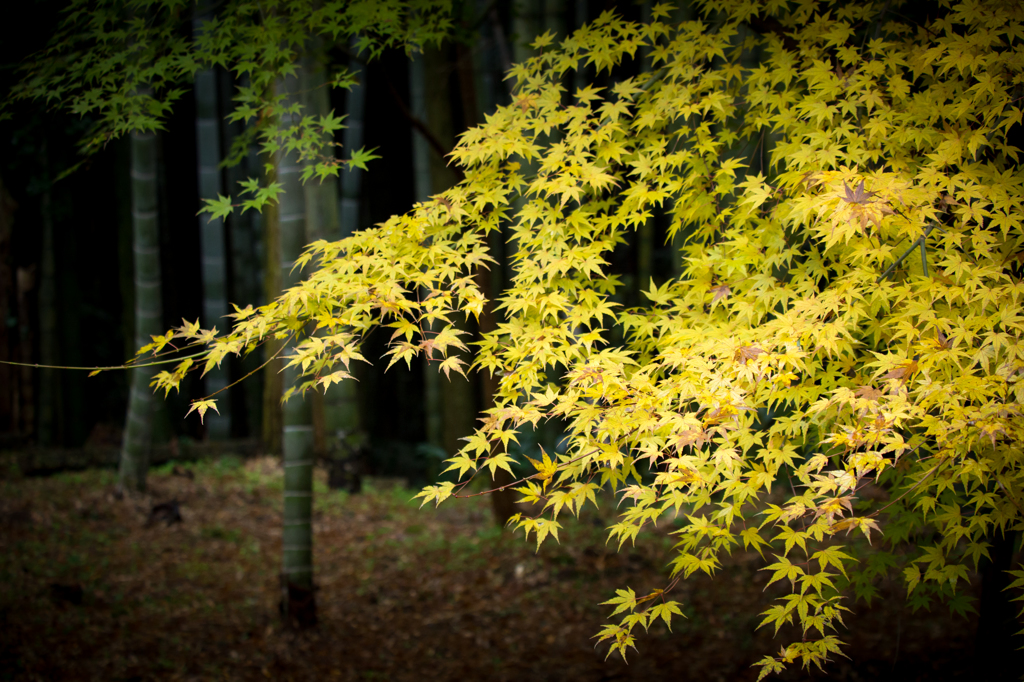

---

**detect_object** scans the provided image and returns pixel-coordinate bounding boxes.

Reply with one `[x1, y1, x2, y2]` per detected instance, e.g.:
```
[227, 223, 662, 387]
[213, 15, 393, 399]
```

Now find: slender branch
[468, 0, 501, 32]
[868, 453, 951, 519]
[997, 479, 1024, 517]
[876, 223, 937, 283]
[454, 441, 605, 499]
[0, 349, 209, 373]
[746, 15, 798, 52]
[487, 5, 512, 79]
[383, 76, 465, 181]
[201, 332, 296, 400]
[456, 423, 646, 500]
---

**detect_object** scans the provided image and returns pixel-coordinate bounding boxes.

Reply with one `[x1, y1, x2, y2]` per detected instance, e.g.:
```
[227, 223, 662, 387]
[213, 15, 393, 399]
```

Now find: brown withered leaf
[420, 338, 438, 360]
[705, 407, 726, 421]
[1000, 250, 1024, 269]
[937, 193, 958, 211]
[798, 171, 821, 189]
[834, 65, 857, 87]
[734, 345, 765, 363]
[866, 203, 894, 229]
[882, 360, 918, 383]
[842, 180, 878, 205]
[710, 283, 731, 304]
[670, 429, 709, 452]
[515, 93, 536, 112]
[619, 485, 647, 501]
[855, 386, 883, 401]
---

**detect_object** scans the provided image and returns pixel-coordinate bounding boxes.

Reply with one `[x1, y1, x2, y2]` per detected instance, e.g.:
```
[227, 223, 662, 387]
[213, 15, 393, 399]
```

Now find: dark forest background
[0, 0, 681, 480]
[1, 3, 1019, 680]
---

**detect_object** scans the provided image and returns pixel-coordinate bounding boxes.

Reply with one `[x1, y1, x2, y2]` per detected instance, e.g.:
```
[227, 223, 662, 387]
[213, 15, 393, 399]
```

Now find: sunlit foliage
[19, 0, 1024, 676]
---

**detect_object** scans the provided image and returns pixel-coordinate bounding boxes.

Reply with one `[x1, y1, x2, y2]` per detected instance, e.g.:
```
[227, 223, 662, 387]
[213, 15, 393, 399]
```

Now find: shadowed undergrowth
[0, 455, 978, 681]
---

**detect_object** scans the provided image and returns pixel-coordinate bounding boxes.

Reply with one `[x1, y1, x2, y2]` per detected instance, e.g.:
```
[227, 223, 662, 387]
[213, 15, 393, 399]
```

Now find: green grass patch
[200, 525, 243, 544]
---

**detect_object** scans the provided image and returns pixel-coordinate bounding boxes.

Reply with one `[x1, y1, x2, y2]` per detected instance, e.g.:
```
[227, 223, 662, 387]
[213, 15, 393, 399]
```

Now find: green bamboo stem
[194, 3, 231, 439]
[261, 158, 283, 456]
[119, 129, 162, 493]
[0, 177, 15, 434]
[38, 139, 62, 446]
[506, 0, 541, 286]
[325, 37, 366, 439]
[277, 65, 316, 625]
[876, 224, 937, 283]
[635, 1, 657, 307]
[222, 72, 266, 438]
[409, 53, 443, 452]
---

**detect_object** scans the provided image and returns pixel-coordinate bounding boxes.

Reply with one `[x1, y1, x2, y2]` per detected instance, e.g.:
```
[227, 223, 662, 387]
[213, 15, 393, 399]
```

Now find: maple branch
[745, 15, 798, 52]
[202, 332, 297, 400]
[466, 0, 501, 31]
[876, 223, 937, 283]
[868, 452, 951, 520]
[996, 479, 1024, 518]
[0, 349, 209, 373]
[454, 440, 608, 499]
[383, 76, 465, 182]
[456, 419, 652, 508]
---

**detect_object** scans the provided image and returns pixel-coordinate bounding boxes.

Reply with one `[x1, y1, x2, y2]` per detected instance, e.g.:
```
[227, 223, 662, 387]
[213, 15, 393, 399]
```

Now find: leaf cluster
[8, 0, 452, 164]
[123, 0, 1024, 676]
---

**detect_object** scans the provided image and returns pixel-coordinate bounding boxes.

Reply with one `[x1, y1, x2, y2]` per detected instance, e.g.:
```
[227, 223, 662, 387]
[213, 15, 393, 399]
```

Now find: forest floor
[0, 453, 990, 681]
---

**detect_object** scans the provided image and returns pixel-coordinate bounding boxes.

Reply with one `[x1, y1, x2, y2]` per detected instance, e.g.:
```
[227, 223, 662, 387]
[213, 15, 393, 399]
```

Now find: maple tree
[9, 0, 451, 176]
[14, 0, 1024, 676]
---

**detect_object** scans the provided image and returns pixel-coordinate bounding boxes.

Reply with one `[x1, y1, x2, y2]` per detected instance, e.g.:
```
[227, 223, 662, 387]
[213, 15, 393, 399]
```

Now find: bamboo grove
[19, 0, 1024, 676]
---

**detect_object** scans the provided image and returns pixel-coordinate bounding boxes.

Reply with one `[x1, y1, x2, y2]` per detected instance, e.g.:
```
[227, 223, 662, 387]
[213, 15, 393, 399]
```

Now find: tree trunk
[277, 67, 316, 628]
[423, 47, 477, 469]
[573, 0, 588, 92]
[636, 0, 654, 304]
[194, 4, 231, 439]
[119, 129, 162, 493]
[302, 39, 366, 466]
[455, 21, 520, 526]
[339, 42, 366, 244]
[472, 0, 549, 524]
[261, 156, 283, 456]
[409, 53, 445, 453]
[975, 531, 1024, 676]
[321, 39, 367, 465]
[0, 176, 16, 436]
[302, 43, 331, 460]
[37, 140, 62, 446]
[222, 72, 265, 439]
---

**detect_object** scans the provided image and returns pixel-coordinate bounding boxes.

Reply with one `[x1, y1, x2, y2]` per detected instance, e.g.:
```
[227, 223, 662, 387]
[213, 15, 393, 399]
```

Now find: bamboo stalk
[119, 127, 161, 493]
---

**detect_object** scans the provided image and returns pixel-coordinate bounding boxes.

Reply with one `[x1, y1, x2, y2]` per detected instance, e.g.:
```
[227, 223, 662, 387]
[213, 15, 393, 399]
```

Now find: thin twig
[876, 224, 937, 283]
[455, 443, 599, 498]
[383, 76, 465, 181]
[204, 332, 296, 400]
[868, 453, 951, 519]
[0, 349, 209, 373]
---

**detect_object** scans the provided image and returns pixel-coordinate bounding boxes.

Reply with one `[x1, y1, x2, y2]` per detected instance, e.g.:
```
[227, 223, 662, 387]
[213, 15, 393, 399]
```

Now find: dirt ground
[0, 454, 996, 681]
